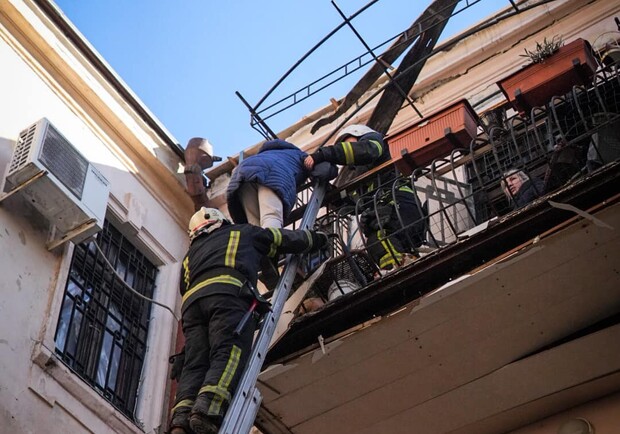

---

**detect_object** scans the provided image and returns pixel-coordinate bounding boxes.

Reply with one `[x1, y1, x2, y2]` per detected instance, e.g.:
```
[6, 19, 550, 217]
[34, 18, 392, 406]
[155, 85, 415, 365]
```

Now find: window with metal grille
[54, 220, 158, 420]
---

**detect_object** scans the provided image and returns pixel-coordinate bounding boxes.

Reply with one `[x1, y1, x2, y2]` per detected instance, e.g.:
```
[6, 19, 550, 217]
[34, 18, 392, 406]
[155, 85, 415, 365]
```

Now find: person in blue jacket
[227, 139, 308, 229]
[227, 139, 336, 287]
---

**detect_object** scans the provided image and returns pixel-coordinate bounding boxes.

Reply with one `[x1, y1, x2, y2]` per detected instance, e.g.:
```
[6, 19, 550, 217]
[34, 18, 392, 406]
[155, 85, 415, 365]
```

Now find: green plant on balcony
[498, 37, 597, 114]
[520, 35, 564, 64]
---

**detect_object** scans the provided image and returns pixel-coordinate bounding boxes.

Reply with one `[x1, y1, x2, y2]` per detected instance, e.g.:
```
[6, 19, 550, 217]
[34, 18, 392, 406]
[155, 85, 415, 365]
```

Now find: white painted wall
[0, 1, 191, 433]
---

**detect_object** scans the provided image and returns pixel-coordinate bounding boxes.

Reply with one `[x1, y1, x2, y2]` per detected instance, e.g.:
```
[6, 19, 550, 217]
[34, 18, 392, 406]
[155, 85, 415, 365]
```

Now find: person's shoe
[416, 244, 437, 255]
[189, 413, 220, 434]
[190, 393, 223, 434]
[400, 253, 419, 267]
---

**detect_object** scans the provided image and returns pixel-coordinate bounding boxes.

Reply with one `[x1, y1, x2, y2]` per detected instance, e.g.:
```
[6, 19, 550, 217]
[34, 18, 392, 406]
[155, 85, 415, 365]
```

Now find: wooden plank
[350, 325, 620, 434]
[447, 374, 620, 434]
[269, 263, 328, 349]
[270, 275, 620, 430]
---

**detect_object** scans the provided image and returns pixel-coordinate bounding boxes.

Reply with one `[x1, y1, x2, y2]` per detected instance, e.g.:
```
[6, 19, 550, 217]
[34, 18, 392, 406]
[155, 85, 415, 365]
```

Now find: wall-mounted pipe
[183, 137, 221, 211]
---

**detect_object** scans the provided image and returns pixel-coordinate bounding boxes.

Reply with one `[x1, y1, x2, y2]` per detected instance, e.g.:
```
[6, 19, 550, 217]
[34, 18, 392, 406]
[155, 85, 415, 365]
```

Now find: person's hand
[169, 347, 185, 381]
[304, 155, 315, 171]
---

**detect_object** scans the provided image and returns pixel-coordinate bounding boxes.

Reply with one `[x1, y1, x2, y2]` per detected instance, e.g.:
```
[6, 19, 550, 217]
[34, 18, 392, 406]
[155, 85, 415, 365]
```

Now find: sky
[53, 0, 511, 160]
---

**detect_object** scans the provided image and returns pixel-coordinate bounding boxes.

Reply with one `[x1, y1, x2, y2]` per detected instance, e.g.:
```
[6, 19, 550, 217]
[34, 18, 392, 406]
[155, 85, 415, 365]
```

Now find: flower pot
[497, 38, 598, 113]
[387, 99, 480, 175]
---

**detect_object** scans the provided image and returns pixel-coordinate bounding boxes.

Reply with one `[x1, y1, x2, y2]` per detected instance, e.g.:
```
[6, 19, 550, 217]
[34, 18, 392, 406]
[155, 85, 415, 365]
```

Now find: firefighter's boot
[189, 394, 222, 434]
[168, 407, 193, 434]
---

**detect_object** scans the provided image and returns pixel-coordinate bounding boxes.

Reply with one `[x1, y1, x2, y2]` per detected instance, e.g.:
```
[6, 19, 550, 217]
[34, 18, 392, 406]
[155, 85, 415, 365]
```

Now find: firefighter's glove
[361, 205, 392, 232]
[360, 208, 375, 231]
[311, 161, 338, 182]
[311, 231, 329, 250]
[310, 149, 326, 165]
[169, 347, 186, 381]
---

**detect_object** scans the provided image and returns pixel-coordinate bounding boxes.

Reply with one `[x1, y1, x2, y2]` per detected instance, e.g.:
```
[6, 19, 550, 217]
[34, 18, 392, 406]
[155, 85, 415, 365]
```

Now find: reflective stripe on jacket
[180, 223, 319, 310]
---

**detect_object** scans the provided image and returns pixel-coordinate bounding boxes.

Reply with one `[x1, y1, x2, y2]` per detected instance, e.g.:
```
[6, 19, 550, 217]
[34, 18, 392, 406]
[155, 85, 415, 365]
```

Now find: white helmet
[336, 124, 375, 142]
[188, 207, 230, 241]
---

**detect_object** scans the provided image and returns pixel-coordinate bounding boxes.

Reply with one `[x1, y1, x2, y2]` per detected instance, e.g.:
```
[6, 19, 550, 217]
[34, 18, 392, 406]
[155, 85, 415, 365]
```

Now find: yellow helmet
[188, 207, 230, 241]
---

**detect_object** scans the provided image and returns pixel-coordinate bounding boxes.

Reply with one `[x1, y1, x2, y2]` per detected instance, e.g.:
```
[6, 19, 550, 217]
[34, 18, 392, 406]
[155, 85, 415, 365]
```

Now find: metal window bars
[54, 221, 157, 420]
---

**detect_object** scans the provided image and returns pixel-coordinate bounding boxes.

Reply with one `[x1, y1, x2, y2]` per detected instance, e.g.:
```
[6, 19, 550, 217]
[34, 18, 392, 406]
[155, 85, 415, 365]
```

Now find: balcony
[275, 61, 618, 327]
[255, 60, 620, 433]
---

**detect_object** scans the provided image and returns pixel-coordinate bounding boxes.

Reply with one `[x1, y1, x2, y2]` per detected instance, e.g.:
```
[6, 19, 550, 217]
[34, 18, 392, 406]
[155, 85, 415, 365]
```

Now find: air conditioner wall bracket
[46, 218, 98, 251]
[0, 170, 47, 204]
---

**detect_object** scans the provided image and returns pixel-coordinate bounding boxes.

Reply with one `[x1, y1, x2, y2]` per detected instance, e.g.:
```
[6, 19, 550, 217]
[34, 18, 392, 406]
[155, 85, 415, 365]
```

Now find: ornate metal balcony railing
[286, 61, 620, 313]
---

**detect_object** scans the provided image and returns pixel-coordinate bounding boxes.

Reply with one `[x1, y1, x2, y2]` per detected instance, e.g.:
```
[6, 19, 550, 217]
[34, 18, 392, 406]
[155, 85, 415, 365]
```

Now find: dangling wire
[90, 240, 180, 322]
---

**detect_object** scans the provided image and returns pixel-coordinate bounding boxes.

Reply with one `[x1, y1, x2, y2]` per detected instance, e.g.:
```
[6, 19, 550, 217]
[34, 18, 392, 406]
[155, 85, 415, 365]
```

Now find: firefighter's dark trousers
[172, 294, 256, 424]
[364, 190, 426, 269]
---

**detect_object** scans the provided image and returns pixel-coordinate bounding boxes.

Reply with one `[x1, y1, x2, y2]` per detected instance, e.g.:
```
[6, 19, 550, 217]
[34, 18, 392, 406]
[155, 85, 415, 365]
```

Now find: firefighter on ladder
[168, 207, 327, 434]
[304, 124, 427, 271]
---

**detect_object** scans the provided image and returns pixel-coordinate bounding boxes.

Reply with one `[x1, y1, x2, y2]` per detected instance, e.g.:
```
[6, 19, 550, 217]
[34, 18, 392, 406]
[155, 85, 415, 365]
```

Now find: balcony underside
[257, 165, 620, 434]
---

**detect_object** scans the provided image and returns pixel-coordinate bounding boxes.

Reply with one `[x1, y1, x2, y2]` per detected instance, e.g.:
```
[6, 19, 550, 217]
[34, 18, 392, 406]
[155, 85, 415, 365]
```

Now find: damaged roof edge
[203, 0, 562, 181]
[34, 0, 185, 160]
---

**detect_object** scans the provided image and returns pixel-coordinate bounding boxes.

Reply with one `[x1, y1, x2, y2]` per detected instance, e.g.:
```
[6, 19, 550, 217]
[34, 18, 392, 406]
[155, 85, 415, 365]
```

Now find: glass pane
[54, 296, 74, 352]
[97, 331, 113, 388]
[108, 343, 121, 392]
[66, 309, 83, 357]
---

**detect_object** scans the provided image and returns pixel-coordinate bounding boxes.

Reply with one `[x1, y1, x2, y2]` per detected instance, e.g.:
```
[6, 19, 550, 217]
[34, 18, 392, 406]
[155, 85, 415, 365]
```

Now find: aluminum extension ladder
[219, 181, 327, 434]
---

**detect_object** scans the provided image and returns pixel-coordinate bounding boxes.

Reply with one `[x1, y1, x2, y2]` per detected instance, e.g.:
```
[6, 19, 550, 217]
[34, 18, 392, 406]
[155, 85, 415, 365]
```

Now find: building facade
[0, 1, 193, 433]
[203, 0, 620, 433]
[2, 0, 619, 433]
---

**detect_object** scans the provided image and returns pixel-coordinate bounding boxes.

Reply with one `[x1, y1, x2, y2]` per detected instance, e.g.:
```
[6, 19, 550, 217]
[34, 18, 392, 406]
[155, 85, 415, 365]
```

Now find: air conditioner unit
[3, 118, 110, 247]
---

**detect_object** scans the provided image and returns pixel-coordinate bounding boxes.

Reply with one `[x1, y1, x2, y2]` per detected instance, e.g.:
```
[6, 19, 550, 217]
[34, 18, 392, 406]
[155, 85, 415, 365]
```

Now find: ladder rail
[219, 181, 327, 434]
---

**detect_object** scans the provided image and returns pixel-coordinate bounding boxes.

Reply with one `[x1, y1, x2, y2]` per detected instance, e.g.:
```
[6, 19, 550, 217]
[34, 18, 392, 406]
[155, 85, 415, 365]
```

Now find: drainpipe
[183, 137, 221, 210]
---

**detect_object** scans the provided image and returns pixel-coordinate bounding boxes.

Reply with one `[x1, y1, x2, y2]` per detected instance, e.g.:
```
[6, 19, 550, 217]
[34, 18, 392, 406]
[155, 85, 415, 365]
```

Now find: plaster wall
[0, 1, 190, 433]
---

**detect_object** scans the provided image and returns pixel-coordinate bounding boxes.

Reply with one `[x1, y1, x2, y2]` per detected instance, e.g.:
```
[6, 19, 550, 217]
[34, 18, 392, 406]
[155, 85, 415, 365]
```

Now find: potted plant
[497, 36, 598, 113]
[387, 99, 480, 175]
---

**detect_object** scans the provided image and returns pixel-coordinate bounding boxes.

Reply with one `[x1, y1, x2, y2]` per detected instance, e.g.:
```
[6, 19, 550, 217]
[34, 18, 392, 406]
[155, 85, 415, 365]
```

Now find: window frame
[53, 220, 158, 419]
[31, 211, 181, 434]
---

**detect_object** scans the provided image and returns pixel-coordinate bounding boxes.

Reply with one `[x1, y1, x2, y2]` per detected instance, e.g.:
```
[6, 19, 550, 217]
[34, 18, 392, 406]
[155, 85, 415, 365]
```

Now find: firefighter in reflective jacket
[169, 207, 327, 434]
[304, 124, 426, 270]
